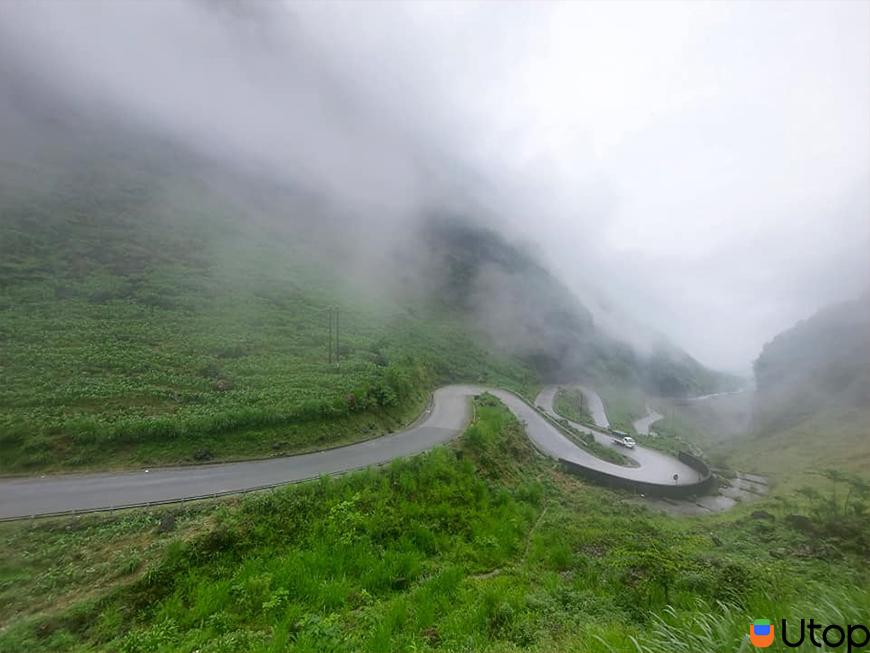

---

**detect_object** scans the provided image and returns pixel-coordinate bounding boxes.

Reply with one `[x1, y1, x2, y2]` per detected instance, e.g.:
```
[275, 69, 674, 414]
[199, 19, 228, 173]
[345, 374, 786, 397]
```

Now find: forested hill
[407, 218, 736, 397]
[753, 293, 870, 430]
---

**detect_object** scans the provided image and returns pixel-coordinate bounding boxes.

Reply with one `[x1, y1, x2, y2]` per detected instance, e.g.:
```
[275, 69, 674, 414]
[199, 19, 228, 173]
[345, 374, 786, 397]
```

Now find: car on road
[613, 435, 636, 449]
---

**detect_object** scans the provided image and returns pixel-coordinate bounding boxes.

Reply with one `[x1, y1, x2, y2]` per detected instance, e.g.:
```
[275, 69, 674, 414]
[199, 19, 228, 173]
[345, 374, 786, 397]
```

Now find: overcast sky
[1, 0, 868, 372]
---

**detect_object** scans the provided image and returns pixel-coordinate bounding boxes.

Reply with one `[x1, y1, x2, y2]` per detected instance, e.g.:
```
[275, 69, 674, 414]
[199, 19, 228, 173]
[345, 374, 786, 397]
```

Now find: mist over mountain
[0, 40, 733, 401]
[2, 6, 869, 652]
[752, 292, 870, 431]
[2, 1, 867, 373]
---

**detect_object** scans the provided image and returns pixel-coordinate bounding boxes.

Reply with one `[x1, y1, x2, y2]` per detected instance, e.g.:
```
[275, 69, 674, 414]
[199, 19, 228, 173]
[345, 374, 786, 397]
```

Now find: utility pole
[323, 305, 342, 368]
[335, 306, 340, 367]
[328, 306, 333, 365]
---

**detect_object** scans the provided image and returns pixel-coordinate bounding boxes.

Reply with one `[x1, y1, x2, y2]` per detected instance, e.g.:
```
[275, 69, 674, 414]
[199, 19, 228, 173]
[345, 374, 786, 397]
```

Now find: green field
[0, 178, 538, 473]
[0, 155, 733, 475]
[2, 395, 867, 652]
[0, 277, 534, 473]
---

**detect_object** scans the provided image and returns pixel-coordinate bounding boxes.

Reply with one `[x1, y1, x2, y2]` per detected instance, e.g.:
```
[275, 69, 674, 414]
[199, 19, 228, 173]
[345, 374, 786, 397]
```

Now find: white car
[614, 436, 636, 449]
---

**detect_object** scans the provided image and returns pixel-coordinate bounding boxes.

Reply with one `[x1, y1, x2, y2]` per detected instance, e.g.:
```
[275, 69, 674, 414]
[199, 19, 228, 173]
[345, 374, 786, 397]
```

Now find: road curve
[633, 405, 663, 435]
[0, 385, 702, 520]
[535, 385, 698, 484]
[577, 385, 610, 428]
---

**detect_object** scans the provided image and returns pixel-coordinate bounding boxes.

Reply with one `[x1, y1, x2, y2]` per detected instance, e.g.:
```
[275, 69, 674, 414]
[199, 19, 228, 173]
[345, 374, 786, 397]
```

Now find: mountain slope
[403, 218, 735, 397]
[0, 63, 730, 472]
[753, 293, 870, 431]
[705, 294, 870, 489]
[0, 123, 539, 471]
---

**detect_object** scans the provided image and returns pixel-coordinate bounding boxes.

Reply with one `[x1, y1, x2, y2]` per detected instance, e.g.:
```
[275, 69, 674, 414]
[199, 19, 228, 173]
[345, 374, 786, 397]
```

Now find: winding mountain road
[577, 385, 610, 428]
[535, 386, 697, 480]
[633, 405, 664, 435]
[0, 385, 702, 520]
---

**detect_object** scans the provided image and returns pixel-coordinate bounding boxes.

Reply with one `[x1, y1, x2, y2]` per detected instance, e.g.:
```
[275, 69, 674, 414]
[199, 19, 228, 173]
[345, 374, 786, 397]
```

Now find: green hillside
[657, 296, 870, 490]
[0, 154, 538, 472]
[0, 65, 733, 473]
[642, 344, 743, 399]
[0, 176, 734, 473]
[753, 294, 870, 431]
[720, 294, 870, 489]
[2, 395, 867, 652]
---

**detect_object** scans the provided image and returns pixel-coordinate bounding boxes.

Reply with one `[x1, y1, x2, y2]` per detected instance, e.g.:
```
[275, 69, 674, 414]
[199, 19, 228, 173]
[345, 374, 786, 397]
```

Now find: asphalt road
[0, 385, 701, 520]
[535, 385, 698, 483]
[633, 405, 664, 435]
[577, 385, 610, 428]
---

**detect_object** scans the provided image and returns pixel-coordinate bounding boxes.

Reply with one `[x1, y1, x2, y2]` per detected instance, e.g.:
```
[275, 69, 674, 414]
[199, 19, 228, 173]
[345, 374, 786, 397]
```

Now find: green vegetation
[720, 405, 870, 493]
[753, 293, 870, 432]
[646, 395, 870, 496]
[0, 141, 732, 474]
[2, 395, 867, 652]
[595, 384, 646, 434]
[652, 392, 751, 449]
[729, 293, 870, 492]
[635, 409, 709, 458]
[552, 388, 593, 426]
[651, 294, 870, 495]
[0, 178, 537, 473]
[0, 274, 533, 473]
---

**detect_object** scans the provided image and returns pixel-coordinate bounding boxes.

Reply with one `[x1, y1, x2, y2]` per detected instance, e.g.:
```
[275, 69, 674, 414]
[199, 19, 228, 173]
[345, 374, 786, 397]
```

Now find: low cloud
[1, 0, 867, 371]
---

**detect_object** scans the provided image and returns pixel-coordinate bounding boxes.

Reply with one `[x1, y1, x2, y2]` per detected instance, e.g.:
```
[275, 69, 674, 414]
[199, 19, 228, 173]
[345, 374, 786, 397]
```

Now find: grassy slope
[652, 393, 751, 450]
[648, 396, 870, 492]
[1, 395, 867, 653]
[551, 388, 593, 426]
[0, 174, 538, 473]
[595, 384, 647, 434]
[718, 405, 870, 493]
[726, 294, 870, 492]
[0, 152, 731, 474]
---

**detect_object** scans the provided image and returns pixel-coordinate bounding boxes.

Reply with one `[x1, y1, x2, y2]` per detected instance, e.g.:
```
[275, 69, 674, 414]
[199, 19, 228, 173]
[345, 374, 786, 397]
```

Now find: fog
[1, 0, 868, 372]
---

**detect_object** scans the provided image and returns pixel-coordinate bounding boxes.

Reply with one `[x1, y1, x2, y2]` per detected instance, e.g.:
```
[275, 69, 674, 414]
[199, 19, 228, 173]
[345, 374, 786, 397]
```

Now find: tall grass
[591, 582, 870, 653]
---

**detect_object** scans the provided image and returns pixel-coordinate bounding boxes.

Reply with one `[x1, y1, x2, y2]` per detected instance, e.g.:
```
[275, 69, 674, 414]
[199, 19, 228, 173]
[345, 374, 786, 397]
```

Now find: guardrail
[559, 452, 715, 498]
[678, 450, 713, 479]
[531, 396, 716, 498]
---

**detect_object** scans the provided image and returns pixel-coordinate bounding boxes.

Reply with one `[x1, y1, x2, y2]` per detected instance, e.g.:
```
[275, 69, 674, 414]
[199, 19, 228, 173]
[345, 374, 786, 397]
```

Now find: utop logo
[750, 619, 775, 648]
[749, 618, 870, 652]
